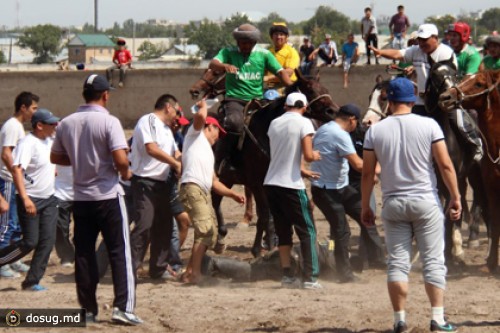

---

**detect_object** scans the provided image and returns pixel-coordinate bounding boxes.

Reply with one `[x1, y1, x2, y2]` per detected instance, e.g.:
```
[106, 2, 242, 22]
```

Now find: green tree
[222, 13, 252, 45]
[478, 7, 500, 33]
[185, 19, 225, 59]
[424, 15, 456, 37]
[18, 24, 62, 64]
[0, 50, 6, 64]
[137, 41, 167, 60]
[303, 6, 351, 47]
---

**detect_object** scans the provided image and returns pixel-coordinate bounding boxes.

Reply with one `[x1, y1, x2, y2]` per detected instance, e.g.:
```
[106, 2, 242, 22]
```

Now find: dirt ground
[1, 183, 499, 333]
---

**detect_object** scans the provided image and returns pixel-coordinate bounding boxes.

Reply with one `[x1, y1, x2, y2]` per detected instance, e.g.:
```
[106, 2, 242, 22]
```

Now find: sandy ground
[1, 183, 500, 333]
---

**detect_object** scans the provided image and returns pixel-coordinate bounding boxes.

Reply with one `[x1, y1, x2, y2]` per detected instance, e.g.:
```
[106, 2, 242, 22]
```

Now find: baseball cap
[338, 104, 361, 119]
[387, 77, 416, 103]
[31, 108, 60, 127]
[417, 24, 438, 39]
[83, 74, 112, 92]
[117, 38, 126, 46]
[177, 116, 190, 126]
[206, 116, 226, 137]
[285, 92, 308, 108]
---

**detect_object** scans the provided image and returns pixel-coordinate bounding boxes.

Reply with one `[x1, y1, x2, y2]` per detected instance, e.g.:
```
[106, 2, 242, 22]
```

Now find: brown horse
[439, 69, 500, 273]
[191, 69, 338, 256]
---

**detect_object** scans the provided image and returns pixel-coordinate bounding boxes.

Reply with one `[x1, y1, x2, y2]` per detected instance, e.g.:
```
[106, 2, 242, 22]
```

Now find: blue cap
[263, 89, 281, 101]
[387, 78, 416, 103]
[83, 74, 112, 92]
[31, 108, 60, 127]
[338, 103, 361, 119]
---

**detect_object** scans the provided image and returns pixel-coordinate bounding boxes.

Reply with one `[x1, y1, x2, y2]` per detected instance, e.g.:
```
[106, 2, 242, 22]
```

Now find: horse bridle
[302, 93, 334, 117]
[451, 71, 500, 166]
[451, 72, 500, 111]
[200, 71, 226, 97]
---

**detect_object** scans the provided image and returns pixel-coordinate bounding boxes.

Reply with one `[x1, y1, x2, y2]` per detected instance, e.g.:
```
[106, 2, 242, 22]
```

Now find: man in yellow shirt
[265, 23, 300, 94]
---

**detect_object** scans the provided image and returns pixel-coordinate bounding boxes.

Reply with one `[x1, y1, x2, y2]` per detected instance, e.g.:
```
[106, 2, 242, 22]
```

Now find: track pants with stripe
[73, 196, 135, 315]
[0, 195, 57, 289]
[265, 185, 319, 282]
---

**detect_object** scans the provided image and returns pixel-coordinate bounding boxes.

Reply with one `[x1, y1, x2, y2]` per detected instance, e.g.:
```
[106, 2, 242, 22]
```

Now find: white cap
[409, 31, 418, 40]
[325, 33, 331, 39]
[286, 92, 308, 107]
[417, 24, 438, 39]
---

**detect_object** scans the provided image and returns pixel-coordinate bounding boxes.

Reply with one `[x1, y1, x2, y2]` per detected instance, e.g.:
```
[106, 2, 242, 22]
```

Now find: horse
[192, 69, 338, 257]
[439, 69, 500, 272]
[361, 74, 390, 127]
[424, 58, 488, 268]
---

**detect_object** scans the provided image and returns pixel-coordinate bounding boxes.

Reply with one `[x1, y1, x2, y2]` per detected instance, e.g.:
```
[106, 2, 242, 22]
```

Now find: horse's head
[362, 75, 390, 127]
[424, 58, 458, 113]
[189, 69, 226, 99]
[286, 69, 338, 123]
[439, 70, 500, 113]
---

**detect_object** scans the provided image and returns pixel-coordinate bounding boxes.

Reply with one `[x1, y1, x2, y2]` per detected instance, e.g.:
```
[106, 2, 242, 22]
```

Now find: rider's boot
[216, 132, 240, 175]
[455, 109, 484, 162]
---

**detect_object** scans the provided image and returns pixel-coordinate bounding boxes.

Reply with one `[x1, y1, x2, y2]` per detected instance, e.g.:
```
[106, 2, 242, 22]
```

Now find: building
[67, 34, 115, 64]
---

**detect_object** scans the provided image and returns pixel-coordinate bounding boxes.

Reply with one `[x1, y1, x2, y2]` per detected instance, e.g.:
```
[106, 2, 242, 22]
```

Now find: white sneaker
[0, 265, 21, 278]
[302, 281, 323, 289]
[11, 260, 30, 272]
[111, 307, 143, 325]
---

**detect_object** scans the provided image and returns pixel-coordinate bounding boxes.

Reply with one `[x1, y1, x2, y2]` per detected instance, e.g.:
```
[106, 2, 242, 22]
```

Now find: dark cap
[83, 74, 112, 92]
[31, 108, 60, 127]
[338, 103, 361, 119]
[387, 77, 416, 103]
[117, 38, 126, 46]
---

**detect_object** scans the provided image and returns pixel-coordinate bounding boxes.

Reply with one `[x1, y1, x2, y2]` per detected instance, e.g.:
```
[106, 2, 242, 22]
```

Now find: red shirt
[113, 49, 132, 65]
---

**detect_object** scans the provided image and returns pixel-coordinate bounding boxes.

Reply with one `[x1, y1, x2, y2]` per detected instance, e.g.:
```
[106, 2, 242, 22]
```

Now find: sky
[0, 0, 496, 30]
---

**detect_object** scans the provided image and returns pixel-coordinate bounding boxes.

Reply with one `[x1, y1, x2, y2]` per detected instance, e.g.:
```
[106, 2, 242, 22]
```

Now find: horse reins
[201, 72, 227, 97]
[453, 72, 500, 166]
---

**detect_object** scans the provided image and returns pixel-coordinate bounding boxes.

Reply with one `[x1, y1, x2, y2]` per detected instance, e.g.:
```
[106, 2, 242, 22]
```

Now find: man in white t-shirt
[361, 78, 460, 333]
[129, 94, 181, 279]
[0, 91, 39, 279]
[0, 109, 59, 291]
[369, 23, 483, 161]
[179, 100, 244, 284]
[264, 92, 322, 289]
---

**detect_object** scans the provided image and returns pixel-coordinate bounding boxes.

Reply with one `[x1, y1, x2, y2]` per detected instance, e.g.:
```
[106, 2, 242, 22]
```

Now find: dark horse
[194, 69, 338, 257]
[425, 59, 486, 268]
[439, 69, 500, 272]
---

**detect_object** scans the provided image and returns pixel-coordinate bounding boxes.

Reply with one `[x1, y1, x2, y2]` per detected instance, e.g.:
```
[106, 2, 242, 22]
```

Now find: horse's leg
[486, 196, 499, 273]
[239, 186, 254, 227]
[250, 186, 273, 258]
[211, 171, 235, 254]
[467, 162, 488, 247]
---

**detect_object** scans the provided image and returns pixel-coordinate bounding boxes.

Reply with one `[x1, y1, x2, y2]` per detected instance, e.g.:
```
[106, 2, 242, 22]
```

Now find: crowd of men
[0, 6, 499, 331]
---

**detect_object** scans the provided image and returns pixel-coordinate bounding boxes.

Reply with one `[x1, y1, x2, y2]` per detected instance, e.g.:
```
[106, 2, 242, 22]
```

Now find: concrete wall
[0, 66, 389, 128]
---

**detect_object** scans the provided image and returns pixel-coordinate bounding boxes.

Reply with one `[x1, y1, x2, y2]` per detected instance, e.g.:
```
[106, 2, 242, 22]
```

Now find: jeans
[0, 178, 21, 249]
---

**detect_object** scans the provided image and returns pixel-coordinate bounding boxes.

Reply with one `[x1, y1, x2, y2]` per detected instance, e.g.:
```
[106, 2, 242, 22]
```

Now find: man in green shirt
[448, 22, 481, 80]
[447, 22, 483, 162]
[481, 35, 500, 70]
[209, 24, 292, 166]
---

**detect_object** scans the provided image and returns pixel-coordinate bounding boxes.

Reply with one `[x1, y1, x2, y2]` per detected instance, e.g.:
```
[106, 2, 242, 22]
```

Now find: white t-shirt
[55, 165, 74, 201]
[181, 125, 214, 193]
[0, 117, 25, 181]
[363, 113, 444, 203]
[13, 133, 55, 199]
[400, 44, 456, 105]
[264, 112, 315, 190]
[130, 113, 177, 181]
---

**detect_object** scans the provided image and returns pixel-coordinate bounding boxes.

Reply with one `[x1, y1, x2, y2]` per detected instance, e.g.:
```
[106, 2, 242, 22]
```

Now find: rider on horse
[209, 23, 293, 169]
[264, 23, 300, 94]
[369, 23, 483, 162]
[448, 22, 481, 80]
[480, 35, 500, 70]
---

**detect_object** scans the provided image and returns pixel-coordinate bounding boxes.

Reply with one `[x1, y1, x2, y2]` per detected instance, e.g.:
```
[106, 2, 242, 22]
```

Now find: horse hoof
[468, 239, 480, 248]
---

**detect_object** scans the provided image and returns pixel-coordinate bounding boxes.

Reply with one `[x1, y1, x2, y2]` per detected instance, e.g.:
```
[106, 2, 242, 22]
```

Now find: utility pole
[94, 0, 98, 32]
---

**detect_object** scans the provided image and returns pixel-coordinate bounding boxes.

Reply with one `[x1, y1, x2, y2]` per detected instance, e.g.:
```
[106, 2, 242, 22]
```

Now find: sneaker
[61, 262, 74, 268]
[111, 307, 143, 325]
[280, 276, 301, 289]
[430, 320, 458, 332]
[85, 312, 98, 324]
[302, 281, 323, 289]
[393, 321, 409, 333]
[0, 265, 21, 278]
[23, 284, 47, 291]
[11, 260, 30, 272]
[338, 273, 361, 284]
[118, 82, 124, 88]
